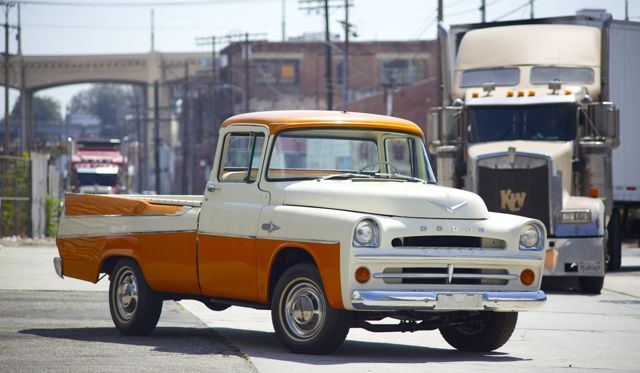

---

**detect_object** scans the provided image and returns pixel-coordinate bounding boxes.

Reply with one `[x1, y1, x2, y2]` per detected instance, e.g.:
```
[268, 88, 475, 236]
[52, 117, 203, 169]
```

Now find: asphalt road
[2, 245, 640, 372]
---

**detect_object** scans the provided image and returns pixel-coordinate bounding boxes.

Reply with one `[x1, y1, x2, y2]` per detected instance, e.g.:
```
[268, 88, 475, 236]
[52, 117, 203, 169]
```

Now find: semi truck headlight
[560, 209, 591, 224]
[519, 224, 543, 251]
[353, 219, 380, 248]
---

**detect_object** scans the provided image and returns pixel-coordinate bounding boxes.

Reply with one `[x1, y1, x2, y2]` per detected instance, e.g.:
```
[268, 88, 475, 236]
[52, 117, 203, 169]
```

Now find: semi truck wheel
[109, 258, 163, 335]
[440, 312, 518, 352]
[579, 276, 604, 294]
[607, 210, 622, 271]
[271, 263, 350, 354]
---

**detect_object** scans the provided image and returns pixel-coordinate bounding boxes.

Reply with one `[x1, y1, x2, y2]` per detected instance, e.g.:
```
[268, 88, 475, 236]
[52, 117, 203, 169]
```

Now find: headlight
[353, 219, 380, 248]
[519, 223, 543, 251]
[560, 209, 591, 224]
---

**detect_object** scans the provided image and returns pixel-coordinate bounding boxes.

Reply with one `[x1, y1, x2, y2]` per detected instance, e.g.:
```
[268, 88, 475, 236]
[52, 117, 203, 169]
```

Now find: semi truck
[428, 10, 640, 293]
[69, 139, 128, 194]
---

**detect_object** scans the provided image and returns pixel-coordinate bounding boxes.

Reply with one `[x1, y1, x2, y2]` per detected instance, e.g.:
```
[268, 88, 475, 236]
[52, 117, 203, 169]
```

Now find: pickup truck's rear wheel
[109, 258, 163, 336]
[440, 311, 518, 352]
[271, 263, 350, 354]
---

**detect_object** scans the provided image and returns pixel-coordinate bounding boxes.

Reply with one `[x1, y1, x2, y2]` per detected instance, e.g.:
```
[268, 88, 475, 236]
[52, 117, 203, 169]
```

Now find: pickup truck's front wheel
[440, 311, 518, 352]
[109, 258, 163, 336]
[271, 263, 350, 354]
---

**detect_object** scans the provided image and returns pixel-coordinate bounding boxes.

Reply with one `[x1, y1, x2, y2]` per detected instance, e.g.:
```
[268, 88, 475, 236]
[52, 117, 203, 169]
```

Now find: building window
[380, 59, 426, 86]
[254, 59, 300, 85]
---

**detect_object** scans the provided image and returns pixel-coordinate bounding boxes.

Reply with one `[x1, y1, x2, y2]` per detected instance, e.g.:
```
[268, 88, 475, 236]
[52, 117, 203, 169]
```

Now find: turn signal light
[355, 267, 371, 284]
[520, 269, 535, 286]
[528, 90, 536, 96]
[472, 92, 479, 98]
[564, 90, 572, 95]
[517, 91, 525, 97]
[506, 91, 514, 97]
[589, 187, 600, 198]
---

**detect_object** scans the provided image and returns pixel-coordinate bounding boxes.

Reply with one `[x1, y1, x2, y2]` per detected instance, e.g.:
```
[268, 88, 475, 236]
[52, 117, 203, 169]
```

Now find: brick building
[217, 39, 440, 129]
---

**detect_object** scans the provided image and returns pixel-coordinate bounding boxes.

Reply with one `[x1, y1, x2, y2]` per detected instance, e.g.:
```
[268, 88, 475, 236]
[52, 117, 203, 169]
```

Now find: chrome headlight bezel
[519, 223, 544, 251]
[353, 219, 380, 248]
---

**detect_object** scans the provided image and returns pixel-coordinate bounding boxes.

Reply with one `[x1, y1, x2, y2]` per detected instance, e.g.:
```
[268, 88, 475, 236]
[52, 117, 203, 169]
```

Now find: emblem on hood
[428, 199, 468, 214]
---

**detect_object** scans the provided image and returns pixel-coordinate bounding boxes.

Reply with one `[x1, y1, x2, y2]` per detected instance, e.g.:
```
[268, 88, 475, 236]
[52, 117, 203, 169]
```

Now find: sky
[2, 0, 639, 116]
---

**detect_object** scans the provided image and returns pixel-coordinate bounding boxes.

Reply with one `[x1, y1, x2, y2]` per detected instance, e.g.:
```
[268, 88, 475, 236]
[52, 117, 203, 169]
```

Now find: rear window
[460, 67, 519, 87]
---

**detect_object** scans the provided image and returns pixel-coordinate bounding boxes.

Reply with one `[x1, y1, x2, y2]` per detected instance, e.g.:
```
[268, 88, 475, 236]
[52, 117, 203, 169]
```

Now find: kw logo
[500, 189, 527, 212]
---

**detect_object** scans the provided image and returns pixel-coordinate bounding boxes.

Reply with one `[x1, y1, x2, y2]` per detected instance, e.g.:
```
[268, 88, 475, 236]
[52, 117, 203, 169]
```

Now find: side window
[384, 137, 415, 177]
[218, 132, 265, 183]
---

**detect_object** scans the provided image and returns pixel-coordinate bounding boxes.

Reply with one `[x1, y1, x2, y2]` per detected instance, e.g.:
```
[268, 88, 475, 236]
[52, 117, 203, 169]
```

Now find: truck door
[197, 126, 270, 301]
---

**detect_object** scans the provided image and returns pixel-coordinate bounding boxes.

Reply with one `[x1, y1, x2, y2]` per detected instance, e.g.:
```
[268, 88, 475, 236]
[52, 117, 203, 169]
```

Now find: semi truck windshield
[468, 104, 575, 142]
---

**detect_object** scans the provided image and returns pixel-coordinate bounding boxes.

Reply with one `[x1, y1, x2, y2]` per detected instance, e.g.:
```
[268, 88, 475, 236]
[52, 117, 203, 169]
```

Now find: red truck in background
[69, 139, 128, 194]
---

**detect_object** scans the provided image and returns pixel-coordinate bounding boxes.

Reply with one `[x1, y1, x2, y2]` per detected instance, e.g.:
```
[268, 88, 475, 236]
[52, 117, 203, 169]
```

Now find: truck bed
[56, 193, 201, 294]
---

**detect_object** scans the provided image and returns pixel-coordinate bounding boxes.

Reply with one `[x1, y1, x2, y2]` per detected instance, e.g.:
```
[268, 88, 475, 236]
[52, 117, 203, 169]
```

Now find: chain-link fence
[0, 155, 32, 237]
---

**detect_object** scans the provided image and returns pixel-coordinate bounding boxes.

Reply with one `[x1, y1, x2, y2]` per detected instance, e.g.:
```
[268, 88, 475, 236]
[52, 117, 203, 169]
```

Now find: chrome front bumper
[543, 237, 605, 277]
[351, 290, 546, 312]
[53, 257, 63, 279]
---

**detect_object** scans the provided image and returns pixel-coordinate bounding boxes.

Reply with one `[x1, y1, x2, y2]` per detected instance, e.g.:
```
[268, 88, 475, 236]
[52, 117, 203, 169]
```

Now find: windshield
[468, 104, 576, 142]
[267, 129, 436, 183]
[77, 172, 117, 186]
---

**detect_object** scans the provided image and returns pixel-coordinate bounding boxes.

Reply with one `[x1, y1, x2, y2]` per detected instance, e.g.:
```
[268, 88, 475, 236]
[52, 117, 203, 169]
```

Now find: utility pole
[281, 0, 286, 42]
[625, 0, 629, 21]
[2, 2, 14, 155]
[299, 0, 350, 111]
[243, 33, 251, 112]
[150, 9, 155, 51]
[195, 36, 218, 123]
[153, 80, 160, 194]
[437, 0, 443, 110]
[182, 62, 190, 194]
[323, 0, 333, 110]
[529, 0, 534, 20]
[340, 0, 355, 111]
[480, 0, 486, 23]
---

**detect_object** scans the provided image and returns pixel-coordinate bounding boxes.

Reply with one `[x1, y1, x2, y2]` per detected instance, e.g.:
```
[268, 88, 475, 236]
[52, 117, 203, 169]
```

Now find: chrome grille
[375, 266, 516, 286]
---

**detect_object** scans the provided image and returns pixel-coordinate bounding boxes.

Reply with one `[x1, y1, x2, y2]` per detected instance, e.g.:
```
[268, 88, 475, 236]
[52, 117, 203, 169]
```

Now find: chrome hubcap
[115, 269, 138, 321]
[283, 281, 325, 340]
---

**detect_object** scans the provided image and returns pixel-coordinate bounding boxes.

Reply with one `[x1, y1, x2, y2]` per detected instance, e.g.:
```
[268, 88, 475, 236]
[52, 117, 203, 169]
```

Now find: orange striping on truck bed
[65, 194, 182, 216]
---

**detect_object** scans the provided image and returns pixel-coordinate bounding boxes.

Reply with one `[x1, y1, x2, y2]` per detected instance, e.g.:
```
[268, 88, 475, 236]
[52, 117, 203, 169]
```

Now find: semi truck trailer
[428, 10, 640, 293]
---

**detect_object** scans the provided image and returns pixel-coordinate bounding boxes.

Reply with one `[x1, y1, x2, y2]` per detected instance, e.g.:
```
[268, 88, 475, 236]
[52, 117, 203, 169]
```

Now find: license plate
[577, 260, 602, 274]
[436, 293, 483, 310]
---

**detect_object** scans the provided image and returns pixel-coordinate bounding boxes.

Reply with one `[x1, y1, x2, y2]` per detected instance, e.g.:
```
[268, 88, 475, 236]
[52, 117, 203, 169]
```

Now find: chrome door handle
[206, 183, 218, 192]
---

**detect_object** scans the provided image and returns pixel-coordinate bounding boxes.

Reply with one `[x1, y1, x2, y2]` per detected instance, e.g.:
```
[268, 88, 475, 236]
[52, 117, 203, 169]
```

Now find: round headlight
[519, 224, 541, 250]
[353, 219, 380, 247]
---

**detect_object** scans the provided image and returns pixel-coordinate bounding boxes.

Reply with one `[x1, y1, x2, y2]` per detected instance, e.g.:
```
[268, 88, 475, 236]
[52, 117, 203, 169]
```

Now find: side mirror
[587, 102, 619, 148]
[426, 106, 462, 154]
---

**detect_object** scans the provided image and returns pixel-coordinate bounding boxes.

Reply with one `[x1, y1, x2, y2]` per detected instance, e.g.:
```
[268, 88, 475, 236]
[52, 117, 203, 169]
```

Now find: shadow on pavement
[212, 327, 532, 365]
[20, 325, 532, 364]
[19, 326, 242, 356]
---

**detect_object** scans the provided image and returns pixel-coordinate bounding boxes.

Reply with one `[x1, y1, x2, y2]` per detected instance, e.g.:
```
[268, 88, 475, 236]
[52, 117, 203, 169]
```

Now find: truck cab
[428, 13, 640, 293]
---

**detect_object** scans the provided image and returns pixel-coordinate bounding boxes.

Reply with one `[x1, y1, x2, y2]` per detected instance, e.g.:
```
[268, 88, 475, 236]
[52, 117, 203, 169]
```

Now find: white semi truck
[428, 10, 640, 293]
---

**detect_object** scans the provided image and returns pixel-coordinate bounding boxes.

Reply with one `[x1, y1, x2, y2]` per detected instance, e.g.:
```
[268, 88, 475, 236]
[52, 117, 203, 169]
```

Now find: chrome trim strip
[350, 290, 546, 311]
[373, 272, 520, 280]
[65, 205, 196, 219]
[355, 253, 541, 261]
[57, 230, 197, 239]
[196, 233, 339, 245]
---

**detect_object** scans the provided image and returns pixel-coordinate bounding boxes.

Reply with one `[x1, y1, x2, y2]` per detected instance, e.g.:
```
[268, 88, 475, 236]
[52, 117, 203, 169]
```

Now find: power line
[14, 0, 273, 7]
[493, 0, 529, 21]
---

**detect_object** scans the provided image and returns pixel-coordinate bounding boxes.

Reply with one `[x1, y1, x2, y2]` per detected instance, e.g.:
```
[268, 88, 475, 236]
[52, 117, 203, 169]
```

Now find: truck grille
[375, 266, 515, 286]
[477, 157, 550, 230]
[391, 235, 506, 249]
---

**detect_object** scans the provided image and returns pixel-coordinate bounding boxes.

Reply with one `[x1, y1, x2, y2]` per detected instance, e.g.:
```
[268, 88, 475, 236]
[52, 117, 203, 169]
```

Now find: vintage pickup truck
[55, 110, 546, 354]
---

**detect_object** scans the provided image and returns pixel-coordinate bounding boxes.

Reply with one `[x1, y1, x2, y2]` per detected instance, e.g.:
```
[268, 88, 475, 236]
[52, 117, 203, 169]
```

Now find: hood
[283, 180, 488, 219]
[468, 140, 573, 192]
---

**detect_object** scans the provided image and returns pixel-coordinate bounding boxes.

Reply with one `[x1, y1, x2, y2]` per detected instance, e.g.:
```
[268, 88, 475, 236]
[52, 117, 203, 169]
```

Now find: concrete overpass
[0, 51, 210, 192]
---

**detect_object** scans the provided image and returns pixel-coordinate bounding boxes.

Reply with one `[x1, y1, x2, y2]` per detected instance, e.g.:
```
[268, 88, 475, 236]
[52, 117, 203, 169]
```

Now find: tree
[69, 84, 138, 137]
[10, 94, 62, 123]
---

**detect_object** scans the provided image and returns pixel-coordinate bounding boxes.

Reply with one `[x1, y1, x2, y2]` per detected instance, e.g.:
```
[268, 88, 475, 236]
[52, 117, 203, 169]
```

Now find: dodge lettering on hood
[55, 110, 546, 354]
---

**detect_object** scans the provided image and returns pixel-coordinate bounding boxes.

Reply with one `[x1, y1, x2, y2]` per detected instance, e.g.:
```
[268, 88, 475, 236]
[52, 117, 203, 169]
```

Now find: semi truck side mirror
[427, 106, 462, 154]
[588, 102, 620, 149]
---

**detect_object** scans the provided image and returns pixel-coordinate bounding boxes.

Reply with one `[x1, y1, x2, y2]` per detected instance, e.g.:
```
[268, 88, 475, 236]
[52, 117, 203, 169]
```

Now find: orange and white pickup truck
[55, 110, 546, 354]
